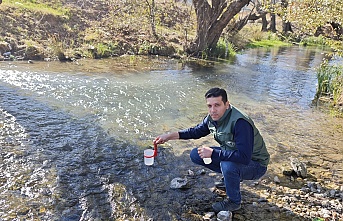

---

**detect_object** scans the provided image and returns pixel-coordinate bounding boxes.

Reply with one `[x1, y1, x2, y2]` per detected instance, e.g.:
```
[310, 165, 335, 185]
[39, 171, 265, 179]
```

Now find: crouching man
[154, 87, 270, 213]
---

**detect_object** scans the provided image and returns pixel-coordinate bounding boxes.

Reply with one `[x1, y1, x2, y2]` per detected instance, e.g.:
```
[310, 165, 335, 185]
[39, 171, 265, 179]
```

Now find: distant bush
[316, 60, 343, 107]
[211, 38, 236, 59]
[300, 36, 327, 46]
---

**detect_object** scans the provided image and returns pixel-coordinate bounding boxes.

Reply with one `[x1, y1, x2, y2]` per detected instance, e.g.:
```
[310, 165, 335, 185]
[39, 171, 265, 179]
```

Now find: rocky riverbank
[1, 105, 343, 221]
[168, 160, 343, 221]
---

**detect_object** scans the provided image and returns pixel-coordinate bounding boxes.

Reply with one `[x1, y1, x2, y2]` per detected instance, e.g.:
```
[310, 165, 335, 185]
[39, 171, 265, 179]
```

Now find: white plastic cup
[203, 158, 212, 164]
[144, 149, 154, 165]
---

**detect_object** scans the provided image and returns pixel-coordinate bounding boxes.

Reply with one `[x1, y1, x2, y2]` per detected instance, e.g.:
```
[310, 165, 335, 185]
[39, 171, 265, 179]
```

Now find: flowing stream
[1, 46, 342, 220]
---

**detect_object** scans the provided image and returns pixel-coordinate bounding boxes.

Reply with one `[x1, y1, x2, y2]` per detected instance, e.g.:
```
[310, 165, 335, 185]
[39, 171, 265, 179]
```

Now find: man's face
[206, 96, 230, 121]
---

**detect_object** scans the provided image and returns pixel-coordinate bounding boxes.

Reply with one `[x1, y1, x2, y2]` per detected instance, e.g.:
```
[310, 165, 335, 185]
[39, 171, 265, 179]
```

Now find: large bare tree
[186, 0, 251, 56]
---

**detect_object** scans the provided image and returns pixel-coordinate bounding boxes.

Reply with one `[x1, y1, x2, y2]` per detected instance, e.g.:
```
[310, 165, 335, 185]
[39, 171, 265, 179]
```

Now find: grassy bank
[299, 35, 343, 115]
[316, 60, 343, 115]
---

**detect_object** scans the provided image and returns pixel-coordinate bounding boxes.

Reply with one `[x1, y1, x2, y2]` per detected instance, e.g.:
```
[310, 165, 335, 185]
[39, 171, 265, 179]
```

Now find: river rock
[3, 51, 11, 57]
[216, 211, 232, 221]
[170, 177, 189, 189]
[274, 176, 281, 184]
[187, 169, 194, 176]
[196, 168, 207, 175]
[289, 157, 307, 178]
[203, 212, 215, 220]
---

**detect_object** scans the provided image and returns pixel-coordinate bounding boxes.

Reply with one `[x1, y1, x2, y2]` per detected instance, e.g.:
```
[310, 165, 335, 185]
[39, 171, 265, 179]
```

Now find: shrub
[211, 38, 236, 59]
[316, 60, 343, 106]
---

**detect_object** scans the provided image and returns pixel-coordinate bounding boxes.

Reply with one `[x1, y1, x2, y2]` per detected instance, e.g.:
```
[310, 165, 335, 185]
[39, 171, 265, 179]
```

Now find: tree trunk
[282, 21, 293, 33]
[331, 22, 343, 39]
[261, 14, 268, 32]
[281, 0, 293, 34]
[146, 0, 158, 40]
[226, 11, 261, 38]
[186, 0, 250, 56]
[269, 13, 276, 32]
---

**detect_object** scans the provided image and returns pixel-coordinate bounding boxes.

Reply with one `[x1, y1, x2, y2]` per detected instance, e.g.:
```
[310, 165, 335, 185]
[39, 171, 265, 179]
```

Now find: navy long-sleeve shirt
[179, 117, 254, 165]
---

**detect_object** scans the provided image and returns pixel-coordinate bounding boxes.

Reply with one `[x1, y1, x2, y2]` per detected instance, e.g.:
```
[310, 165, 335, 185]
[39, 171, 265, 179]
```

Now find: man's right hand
[153, 135, 166, 144]
[153, 132, 179, 145]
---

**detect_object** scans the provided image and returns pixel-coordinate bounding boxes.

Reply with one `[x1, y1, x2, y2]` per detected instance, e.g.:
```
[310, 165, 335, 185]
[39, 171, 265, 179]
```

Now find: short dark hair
[205, 87, 228, 103]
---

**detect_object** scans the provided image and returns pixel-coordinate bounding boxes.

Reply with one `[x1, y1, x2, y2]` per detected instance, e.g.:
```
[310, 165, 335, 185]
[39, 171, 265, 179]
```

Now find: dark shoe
[212, 199, 241, 213]
[215, 177, 243, 190]
[215, 177, 225, 189]
[215, 181, 225, 189]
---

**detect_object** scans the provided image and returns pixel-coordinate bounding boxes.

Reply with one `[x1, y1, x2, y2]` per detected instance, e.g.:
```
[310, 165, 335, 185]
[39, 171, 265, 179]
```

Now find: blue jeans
[190, 147, 267, 205]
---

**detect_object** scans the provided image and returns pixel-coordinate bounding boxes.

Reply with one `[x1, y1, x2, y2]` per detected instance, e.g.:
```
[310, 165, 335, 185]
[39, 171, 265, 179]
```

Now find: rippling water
[1, 46, 342, 220]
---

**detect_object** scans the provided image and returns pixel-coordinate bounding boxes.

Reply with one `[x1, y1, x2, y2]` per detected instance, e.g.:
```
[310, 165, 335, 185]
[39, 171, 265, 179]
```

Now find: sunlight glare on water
[0, 64, 211, 144]
[0, 47, 333, 147]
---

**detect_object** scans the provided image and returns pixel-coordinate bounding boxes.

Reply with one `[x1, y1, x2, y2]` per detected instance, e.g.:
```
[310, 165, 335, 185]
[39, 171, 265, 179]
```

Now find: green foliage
[248, 39, 290, 48]
[262, 0, 343, 38]
[326, 39, 343, 56]
[201, 50, 208, 60]
[238, 25, 290, 48]
[300, 36, 327, 46]
[237, 23, 287, 48]
[95, 43, 111, 58]
[316, 60, 343, 105]
[84, 42, 121, 58]
[211, 38, 236, 59]
[237, 23, 267, 42]
[138, 41, 152, 55]
[4, 0, 69, 17]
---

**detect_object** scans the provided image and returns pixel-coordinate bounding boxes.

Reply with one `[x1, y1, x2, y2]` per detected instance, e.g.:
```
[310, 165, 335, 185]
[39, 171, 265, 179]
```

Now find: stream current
[0, 46, 342, 220]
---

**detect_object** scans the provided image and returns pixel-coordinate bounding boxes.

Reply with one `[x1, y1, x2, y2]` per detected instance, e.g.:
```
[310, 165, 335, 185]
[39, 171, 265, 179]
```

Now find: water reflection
[226, 46, 328, 107]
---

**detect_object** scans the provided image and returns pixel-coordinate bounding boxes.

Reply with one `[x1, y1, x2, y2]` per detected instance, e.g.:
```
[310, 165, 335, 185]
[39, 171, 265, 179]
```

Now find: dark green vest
[208, 105, 269, 166]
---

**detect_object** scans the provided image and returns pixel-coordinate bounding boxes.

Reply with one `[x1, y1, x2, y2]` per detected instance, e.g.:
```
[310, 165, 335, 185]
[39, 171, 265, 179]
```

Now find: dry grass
[0, 0, 195, 58]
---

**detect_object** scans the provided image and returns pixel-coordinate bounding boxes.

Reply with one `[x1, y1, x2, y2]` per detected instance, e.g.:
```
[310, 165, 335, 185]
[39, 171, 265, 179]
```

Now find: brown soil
[0, 0, 195, 60]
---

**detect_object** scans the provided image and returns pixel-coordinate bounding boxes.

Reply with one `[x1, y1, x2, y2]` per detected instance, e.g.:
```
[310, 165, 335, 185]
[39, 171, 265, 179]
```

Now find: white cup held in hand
[203, 157, 212, 164]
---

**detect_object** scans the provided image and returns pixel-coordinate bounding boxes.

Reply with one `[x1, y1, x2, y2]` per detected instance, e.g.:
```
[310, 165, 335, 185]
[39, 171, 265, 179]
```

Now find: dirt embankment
[0, 0, 194, 61]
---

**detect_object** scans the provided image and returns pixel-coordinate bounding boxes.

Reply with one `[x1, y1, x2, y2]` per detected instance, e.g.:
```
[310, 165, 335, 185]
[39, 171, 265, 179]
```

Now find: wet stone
[203, 211, 215, 220]
[274, 176, 281, 184]
[17, 206, 30, 215]
[217, 211, 232, 221]
[170, 177, 190, 189]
